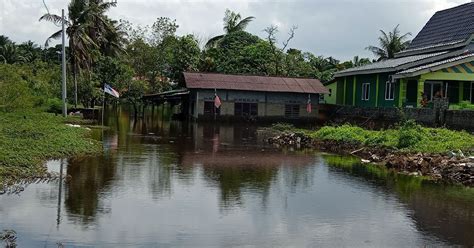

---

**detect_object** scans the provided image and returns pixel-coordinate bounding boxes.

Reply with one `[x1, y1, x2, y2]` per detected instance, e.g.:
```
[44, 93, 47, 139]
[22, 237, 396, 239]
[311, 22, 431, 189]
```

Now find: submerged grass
[0, 112, 102, 183]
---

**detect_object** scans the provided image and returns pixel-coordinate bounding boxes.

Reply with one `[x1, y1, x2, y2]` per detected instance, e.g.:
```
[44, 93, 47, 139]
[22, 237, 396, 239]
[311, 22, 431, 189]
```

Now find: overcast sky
[0, 0, 470, 61]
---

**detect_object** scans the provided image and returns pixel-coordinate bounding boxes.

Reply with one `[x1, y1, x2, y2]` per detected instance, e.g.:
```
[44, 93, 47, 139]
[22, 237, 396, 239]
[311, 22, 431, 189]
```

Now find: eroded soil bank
[267, 132, 474, 186]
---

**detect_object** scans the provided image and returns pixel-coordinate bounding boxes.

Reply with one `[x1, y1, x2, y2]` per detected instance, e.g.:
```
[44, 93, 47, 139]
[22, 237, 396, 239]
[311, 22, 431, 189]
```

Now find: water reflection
[0, 107, 473, 247]
[324, 155, 474, 246]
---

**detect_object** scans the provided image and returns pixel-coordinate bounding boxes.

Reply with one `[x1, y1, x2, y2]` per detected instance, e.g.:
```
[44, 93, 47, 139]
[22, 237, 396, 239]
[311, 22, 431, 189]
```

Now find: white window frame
[361, 83, 370, 101]
[385, 81, 395, 100]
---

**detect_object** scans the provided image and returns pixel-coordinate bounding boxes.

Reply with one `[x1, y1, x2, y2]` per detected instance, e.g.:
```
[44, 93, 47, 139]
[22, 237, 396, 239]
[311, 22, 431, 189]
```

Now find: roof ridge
[183, 71, 320, 81]
[434, 2, 473, 14]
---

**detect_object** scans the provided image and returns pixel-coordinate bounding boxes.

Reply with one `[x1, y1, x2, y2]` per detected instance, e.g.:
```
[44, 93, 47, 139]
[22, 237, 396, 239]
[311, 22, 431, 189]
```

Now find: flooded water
[1, 107, 474, 247]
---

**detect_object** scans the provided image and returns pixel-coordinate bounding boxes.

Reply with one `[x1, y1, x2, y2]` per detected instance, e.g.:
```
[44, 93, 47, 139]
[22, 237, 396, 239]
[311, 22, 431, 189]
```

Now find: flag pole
[61, 9, 67, 117]
[214, 89, 217, 121]
[101, 88, 105, 126]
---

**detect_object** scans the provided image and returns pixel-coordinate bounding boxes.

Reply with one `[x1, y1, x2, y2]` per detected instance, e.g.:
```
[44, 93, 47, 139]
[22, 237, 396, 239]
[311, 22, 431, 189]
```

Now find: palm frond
[234, 16, 255, 32]
[45, 30, 63, 47]
[39, 13, 67, 26]
[205, 35, 225, 49]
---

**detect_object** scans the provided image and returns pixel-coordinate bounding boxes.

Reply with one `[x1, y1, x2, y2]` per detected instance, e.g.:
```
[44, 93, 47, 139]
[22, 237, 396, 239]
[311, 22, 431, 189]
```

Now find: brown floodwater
[1, 107, 473, 247]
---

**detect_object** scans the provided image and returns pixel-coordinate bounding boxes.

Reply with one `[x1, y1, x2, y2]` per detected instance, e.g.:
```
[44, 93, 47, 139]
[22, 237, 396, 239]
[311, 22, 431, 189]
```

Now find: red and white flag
[306, 95, 312, 113]
[104, 83, 120, 98]
[214, 93, 222, 109]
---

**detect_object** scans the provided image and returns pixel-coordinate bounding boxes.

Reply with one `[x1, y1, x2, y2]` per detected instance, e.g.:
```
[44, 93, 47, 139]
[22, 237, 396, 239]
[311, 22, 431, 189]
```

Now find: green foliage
[397, 120, 423, 148]
[0, 112, 101, 182]
[311, 122, 474, 153]
[0, 62, 61, 112]
[271, 123, 295, 132]
[45, 98, 63, 114]
[367, 24, 411, 61]
[450, 101, 474, 110]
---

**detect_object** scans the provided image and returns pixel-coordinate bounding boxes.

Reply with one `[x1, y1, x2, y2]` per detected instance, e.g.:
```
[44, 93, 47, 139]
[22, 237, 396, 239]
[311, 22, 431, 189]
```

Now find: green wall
[344, 76, 354, 105]
[324, 82, 338, 104]
[336, 79, 344, 104]
[354, 74, 377, 107]
[377, 73, 400, 108]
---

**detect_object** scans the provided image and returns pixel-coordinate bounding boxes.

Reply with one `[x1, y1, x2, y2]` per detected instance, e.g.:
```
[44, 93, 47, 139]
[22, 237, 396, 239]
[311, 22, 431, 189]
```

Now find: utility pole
[61, 9, 67, 117]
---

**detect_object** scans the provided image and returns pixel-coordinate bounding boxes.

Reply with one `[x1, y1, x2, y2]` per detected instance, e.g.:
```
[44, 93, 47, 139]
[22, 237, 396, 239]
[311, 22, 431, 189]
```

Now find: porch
[395, 57, 474, 108]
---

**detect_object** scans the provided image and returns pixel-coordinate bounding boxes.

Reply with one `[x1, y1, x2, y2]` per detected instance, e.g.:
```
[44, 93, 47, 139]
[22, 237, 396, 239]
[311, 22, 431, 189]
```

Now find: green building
[328, 2, 474, 108]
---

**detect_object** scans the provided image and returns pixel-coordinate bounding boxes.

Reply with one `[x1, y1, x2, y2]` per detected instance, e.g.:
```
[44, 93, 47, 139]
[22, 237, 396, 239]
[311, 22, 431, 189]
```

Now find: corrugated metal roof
[407, 2, 474, 51]
[335, 51, 447, 76]
[184, 72, 329, 94]
[395, 53, 474, 76]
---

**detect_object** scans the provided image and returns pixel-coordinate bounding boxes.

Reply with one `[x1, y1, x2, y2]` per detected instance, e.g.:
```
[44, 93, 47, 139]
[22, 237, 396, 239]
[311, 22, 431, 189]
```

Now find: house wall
[336, 73, 401, 108]
[323, 82, 338, 104]
[192, 89, 319, 119]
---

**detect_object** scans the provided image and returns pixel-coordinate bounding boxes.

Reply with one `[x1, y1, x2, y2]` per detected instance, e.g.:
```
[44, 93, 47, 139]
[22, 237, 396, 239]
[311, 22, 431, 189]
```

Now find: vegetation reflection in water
[1, 106, 474, 247]
[323, 154, 474, 246]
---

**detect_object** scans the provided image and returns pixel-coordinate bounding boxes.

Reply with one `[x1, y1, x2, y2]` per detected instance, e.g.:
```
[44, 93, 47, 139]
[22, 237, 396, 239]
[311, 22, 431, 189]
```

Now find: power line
[42, 0, 62, 27]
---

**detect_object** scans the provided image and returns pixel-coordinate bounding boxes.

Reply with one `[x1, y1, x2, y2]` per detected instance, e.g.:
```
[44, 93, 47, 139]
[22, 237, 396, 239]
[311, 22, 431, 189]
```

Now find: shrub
[397, 120, 424, 149]
[45, 98, 63, 114]
[271, 123, 295, 132]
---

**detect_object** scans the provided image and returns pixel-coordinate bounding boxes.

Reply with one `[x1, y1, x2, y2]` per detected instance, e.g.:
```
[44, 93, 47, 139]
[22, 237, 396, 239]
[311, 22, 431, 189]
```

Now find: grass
[0, 112, 102, 183]
[449, 101, 474, 110]
[273, 120, 474, 154]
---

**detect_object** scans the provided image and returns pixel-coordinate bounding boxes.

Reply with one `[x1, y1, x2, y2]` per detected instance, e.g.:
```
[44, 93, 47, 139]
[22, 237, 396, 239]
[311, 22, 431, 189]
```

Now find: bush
[45, 98, 63, 114]
[397, 120, 424, 149]
[271, 123, 295, 132]
[309, 121, 474, 153]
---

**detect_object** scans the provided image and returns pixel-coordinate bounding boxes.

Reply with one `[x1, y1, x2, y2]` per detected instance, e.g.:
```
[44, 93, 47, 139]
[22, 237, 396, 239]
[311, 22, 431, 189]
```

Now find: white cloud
[0, 0, 471, 60]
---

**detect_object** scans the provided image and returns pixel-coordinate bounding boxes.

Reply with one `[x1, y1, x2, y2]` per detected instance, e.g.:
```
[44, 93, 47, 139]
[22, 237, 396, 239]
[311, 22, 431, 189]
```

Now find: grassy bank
[0, 112, 102, 184]
[273, 121, 474, 154]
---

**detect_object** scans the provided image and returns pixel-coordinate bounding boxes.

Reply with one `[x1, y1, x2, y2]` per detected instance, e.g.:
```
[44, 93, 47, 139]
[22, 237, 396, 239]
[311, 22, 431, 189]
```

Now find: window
[204, 101, 220, 116]
[285, 104, 300, 118]
[329, 89, 332, 97]
[362, 83, 370, 101]
[234, 103, 258, 116]
[385, 81, 395, 100]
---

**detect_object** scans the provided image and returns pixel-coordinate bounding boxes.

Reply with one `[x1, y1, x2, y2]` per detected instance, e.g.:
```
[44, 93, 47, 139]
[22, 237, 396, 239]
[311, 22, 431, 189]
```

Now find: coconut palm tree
[40, 0, 119, 107]
[366, 25, 411, 61]
[205, 9, 255, 49]
[352, 56, 371, 67]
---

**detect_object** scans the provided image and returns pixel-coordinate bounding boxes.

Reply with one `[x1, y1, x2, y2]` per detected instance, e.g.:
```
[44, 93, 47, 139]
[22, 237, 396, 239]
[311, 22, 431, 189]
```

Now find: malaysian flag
[306, 94, 312, 113]
[104, 84, 120, 98]
[214, 92, 222, 108]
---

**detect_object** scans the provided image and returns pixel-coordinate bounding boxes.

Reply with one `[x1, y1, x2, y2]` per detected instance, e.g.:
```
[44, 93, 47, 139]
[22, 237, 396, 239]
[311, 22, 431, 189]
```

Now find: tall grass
[310, 120, 474, 154]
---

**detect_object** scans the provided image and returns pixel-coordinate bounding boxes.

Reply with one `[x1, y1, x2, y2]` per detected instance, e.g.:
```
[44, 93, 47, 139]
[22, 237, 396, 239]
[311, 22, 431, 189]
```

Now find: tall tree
[264, 25, 297, 76]
[205, 9, 255, 49]
[366, 25, 411, 61]
[40, 0, 119, 107]
[0, 43, 28, 64]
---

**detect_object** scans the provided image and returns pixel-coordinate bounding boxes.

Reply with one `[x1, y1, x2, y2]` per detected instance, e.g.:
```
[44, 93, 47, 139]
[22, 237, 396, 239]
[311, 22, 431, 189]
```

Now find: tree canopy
[1, 6, 383, 114]
[367, 25, 411, 61]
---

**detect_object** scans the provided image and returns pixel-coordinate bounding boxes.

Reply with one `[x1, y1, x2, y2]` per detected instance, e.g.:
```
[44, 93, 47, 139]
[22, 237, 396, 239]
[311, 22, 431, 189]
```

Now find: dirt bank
[267, 132, 474, 186]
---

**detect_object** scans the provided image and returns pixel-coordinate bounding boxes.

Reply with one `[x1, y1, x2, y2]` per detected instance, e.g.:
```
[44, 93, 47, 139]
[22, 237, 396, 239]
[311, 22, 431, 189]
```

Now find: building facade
[328, 2, 474, 109]
[184, 72, 328, 121]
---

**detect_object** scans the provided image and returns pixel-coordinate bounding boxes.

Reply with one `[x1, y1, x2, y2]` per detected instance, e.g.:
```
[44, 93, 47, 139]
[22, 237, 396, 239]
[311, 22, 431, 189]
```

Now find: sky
[0, 0, 470, 61]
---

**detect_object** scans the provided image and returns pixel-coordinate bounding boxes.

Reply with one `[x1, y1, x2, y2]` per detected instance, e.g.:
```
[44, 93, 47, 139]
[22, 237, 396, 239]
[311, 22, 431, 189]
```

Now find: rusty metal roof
[184, 72, 329, 94]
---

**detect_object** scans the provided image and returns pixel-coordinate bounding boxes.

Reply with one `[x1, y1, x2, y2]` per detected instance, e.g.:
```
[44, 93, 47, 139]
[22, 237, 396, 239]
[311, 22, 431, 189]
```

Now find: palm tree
[352, 56, 371, 67]
[0, 36, 12, 47]
[205, 9, 255, 49]
[40, 0, 118, 107]
[0, 43, 28, 64]
[366, 25, 411, 61]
